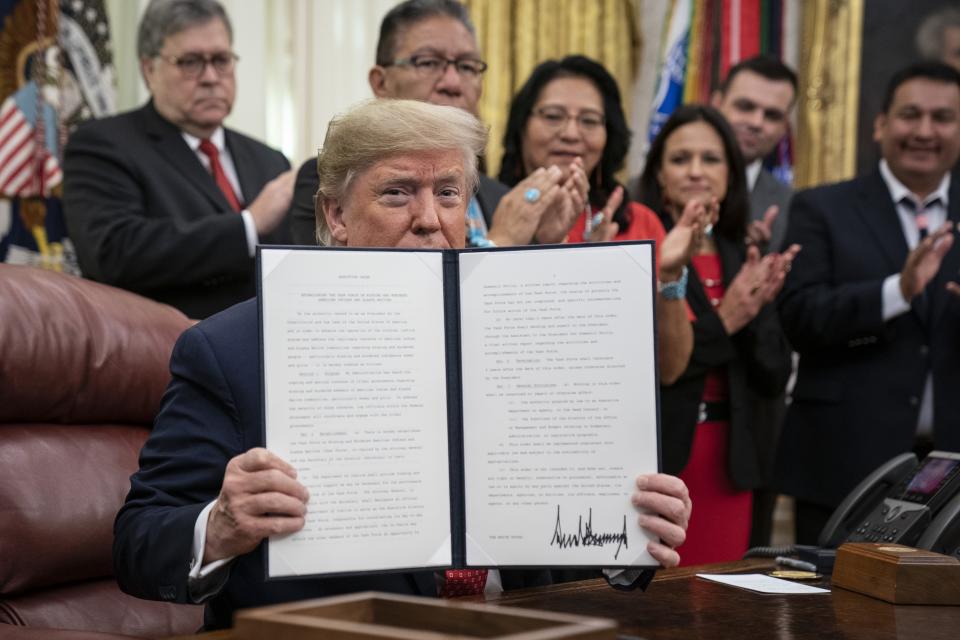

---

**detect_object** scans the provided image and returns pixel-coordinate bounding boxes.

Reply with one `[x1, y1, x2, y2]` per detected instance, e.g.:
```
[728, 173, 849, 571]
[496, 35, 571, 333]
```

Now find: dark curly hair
[497, 55, 632, 231]
[636, 104, 749, 242]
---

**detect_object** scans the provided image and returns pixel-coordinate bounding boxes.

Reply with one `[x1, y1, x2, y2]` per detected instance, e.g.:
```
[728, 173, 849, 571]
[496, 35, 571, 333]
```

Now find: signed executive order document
[259, 243, 660, 579]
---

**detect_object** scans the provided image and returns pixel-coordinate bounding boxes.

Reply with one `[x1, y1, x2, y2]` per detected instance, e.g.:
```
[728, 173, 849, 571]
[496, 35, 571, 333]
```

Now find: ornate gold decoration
[464, 0, 640, 177]
[795, 0, 864, 188]
[0, 0, 57, 101]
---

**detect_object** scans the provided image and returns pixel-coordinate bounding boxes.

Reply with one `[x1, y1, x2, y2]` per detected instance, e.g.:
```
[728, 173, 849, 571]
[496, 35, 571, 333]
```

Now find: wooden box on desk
[832, 543, 960, 605]
[233, 591, 618, 640]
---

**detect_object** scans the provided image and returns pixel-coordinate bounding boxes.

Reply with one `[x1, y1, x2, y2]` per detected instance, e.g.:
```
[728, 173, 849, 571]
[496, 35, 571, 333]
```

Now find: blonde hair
[314, 99, 488, 245]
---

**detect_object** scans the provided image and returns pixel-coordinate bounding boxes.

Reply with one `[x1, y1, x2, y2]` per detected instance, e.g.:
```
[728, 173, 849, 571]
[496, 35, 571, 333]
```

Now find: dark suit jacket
[750, 169, 793, 253]
[63, 101, 291, 319]
[656, 220, 792, 489]
[115, 299, 653, 630]
[776, 168, 960, 508]
[288, 156, 509, 245]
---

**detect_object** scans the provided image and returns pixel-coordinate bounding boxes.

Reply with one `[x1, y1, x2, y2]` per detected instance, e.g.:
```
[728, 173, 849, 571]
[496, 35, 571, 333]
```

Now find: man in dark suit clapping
[777, 61, 960, 543]
[64, 0, 295, 319]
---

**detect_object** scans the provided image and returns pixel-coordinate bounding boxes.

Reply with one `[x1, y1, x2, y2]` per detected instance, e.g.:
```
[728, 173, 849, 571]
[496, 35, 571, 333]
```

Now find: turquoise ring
[524, 188, 541, 203]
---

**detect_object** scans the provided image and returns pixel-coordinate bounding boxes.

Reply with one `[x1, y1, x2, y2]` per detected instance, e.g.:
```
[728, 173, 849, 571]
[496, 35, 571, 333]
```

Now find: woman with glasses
[499, 55, 666, 246]
[498, 56, 705, 389]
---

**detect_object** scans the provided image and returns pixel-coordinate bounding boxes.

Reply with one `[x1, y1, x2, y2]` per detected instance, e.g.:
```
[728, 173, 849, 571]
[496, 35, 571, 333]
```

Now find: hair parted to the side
[637, 104, 749, 243]
[881, 61, 960, 113]
[719, 55, 798, 97]
[376, 0, 475, 65]
[137, 0, 231, 59]
[313, 99, 487, 245]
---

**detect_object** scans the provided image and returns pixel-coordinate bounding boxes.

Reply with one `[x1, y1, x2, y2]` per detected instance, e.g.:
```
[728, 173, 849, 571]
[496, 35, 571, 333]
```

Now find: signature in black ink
[549, 505, 628, 560]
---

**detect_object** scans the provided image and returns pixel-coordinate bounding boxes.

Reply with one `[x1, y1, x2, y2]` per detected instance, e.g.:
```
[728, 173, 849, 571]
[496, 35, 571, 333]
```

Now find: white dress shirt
[181, 128, 259, 257]
[745, 159, 763, 192]
[877, 159, 950, 437]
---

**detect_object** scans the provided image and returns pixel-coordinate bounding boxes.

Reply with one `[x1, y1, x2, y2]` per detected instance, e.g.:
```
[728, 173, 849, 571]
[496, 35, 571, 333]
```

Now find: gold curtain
[464, 0, 641, 177]
[794, 0, 864, 189]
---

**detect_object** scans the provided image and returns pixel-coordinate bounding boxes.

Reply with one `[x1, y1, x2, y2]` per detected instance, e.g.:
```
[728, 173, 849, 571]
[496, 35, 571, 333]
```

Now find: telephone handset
[819, 451, 960, 551]
[818, 452, 918, 548]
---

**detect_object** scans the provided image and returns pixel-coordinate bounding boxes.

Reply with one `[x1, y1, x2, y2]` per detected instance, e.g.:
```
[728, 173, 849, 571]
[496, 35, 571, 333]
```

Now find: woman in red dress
[636, 105, 799, 565]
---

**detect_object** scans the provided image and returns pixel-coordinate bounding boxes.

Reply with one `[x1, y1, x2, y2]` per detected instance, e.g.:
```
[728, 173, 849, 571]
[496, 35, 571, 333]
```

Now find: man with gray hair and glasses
[64, 0, 295, 319]
[114, 98, 692, 630]
[290, 0, 586, 249]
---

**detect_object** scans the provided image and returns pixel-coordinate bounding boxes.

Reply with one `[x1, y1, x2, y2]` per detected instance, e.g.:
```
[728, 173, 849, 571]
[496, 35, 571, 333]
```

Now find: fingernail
[636, 475, 648, 490]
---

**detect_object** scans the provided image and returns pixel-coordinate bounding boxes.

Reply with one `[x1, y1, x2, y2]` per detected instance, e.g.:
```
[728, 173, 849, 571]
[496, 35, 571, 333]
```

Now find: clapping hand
[659, 199, 708, 279]
[580, 185, 624, 244]
[716, 243, 801, 335]
[535, 158, 590, 244]
[486, 167, 566, 246]
[745, 205, 778, 250]
[900, 222, 954, 300]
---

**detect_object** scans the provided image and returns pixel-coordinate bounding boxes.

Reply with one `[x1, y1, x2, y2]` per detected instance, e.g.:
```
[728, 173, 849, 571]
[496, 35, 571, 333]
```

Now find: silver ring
[524, 188, 541, 203]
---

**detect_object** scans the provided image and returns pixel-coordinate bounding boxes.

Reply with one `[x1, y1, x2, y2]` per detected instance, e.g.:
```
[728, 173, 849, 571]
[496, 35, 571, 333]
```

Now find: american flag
[0, 0, 114, 274]
[0, 94, 63, 198]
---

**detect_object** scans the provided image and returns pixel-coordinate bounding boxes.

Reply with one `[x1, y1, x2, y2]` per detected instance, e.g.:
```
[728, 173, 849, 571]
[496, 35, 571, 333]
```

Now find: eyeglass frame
[156, 51, 240, 78]
[383, 54, 489, 78]
[531, 106, 607, 135]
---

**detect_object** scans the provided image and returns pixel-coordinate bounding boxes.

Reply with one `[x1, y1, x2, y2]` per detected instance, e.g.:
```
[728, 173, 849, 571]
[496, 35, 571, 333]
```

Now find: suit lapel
[141, 101, 236, 213]
[226, 129, 261, 209]
[853, 170, 909, 273]
[475, 176, 498, 227]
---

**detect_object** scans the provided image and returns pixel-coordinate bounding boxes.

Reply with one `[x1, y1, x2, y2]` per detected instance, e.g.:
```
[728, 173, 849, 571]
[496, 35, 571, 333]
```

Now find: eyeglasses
[385, 55, 488, 78]
[158, 51, 239, 78]
[533, 106, 606, 134]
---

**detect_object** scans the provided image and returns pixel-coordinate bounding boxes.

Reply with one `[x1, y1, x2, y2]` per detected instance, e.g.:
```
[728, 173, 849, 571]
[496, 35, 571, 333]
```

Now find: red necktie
[198, 139, 242, 212]
[441, 569, 488, 597]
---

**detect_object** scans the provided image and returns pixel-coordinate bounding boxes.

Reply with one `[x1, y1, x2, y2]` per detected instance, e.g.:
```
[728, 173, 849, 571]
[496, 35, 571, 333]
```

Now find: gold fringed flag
[0, 0, 114, 274]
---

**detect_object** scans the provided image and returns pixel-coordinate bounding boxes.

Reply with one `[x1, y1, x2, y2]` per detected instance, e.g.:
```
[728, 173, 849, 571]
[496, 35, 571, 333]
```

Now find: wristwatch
[658, 266, 688, 300]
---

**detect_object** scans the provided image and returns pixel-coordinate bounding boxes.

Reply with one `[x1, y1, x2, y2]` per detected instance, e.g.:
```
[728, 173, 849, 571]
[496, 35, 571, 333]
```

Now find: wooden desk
[172, 560, 960, 639]
[482, 559, 960, 639]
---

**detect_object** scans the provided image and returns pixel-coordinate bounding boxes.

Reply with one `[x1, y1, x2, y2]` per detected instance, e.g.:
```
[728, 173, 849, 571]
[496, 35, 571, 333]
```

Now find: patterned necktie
[441, 569, 488, 597]
[900, 195, 943, 242]
[900, 196, 943, 329]
[198, 139, 242, 212]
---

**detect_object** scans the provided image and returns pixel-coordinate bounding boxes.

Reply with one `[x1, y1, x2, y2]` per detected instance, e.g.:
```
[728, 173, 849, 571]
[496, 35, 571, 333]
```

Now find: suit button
[909, 396, 920, 406]
[920, 345, 929, 356]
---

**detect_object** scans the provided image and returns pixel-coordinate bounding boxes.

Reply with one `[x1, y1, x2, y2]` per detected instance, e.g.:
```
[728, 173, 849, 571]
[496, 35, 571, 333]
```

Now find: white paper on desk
[696, 573, 830, 594]
[459, 244, 659, 567]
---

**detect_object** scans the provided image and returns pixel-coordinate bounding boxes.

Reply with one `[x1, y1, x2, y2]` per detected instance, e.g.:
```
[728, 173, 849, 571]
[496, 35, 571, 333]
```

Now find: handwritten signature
[549, 505, 628, 560]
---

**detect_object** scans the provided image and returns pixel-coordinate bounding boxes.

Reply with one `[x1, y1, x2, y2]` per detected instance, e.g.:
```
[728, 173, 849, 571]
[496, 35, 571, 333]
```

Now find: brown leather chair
[0, 265, 204, 638]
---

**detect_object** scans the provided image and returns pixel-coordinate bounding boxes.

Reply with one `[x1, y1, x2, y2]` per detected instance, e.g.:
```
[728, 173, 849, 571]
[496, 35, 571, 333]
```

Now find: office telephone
[818, 450, 960, 557]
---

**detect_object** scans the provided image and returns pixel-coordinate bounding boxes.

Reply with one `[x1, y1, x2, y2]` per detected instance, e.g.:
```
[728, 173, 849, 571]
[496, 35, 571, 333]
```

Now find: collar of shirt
[879, 159, 950, 209]
[879, 159, 949, 249]
[181, 127, 226, 155]
[745, 159, 762, 192]
[181, 126, 244, 203]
